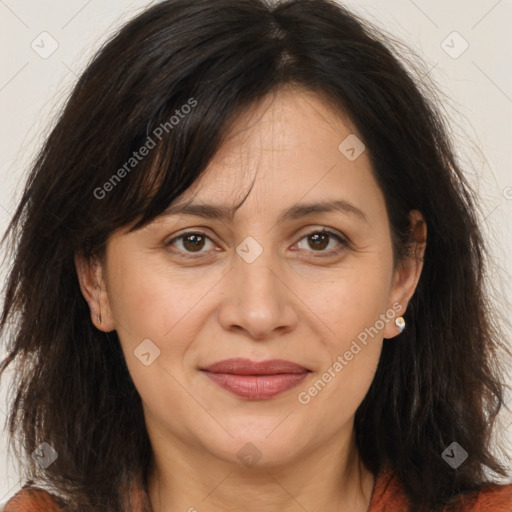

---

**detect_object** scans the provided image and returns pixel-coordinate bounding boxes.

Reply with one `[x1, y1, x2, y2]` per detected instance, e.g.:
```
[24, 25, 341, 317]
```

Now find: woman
[0, 0, 511, 511]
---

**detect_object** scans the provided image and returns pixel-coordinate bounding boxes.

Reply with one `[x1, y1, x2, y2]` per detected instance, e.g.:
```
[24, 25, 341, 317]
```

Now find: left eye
[166, 229, 348, 258]
[294, 229, 348, 255]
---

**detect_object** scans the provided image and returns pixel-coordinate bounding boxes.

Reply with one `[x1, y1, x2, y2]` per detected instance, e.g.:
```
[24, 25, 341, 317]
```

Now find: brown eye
[296, 229, 348, 256]
[166, 231, 216, 258]
[307, 232, 329, 250]
[181, 233, 206, 252]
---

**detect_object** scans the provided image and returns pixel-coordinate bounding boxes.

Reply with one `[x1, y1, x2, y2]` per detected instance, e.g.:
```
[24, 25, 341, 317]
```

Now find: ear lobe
[384, 210, 427, 339]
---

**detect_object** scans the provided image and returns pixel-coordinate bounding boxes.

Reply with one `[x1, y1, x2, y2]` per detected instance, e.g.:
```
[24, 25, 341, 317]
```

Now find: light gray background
[0, 0, 511, 502]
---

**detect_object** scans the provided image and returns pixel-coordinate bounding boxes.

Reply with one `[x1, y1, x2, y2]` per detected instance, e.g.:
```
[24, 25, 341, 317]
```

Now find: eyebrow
[161, 199, 368, 224]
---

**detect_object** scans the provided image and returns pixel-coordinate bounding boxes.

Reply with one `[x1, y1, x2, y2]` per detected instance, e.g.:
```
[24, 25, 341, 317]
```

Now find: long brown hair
[1, 1, 510, 510]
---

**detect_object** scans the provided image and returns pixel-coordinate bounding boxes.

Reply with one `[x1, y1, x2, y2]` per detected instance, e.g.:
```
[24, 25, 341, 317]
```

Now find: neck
[145, 427, 375, 512]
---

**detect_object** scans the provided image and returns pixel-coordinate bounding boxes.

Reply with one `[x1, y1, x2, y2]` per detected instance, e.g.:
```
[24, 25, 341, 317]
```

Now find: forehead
[166, 86, 384, 224]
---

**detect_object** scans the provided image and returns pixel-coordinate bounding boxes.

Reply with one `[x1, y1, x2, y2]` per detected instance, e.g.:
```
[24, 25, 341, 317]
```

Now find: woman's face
[78, 86, 425, 468]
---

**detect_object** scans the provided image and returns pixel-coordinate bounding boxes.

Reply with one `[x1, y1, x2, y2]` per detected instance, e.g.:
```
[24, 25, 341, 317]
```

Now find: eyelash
[165, 228, 349, 259]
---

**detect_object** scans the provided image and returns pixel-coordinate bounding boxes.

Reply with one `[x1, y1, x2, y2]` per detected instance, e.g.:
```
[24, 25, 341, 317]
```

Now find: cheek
[292, 258, 391, 412]
[108, 270, 168, 338]
[107, 255, 212, 341]
[105, 256, 220, 389]
[295, 275, 387, 428]
[107, 263, 197, 426]
[302, 260, 393, 354]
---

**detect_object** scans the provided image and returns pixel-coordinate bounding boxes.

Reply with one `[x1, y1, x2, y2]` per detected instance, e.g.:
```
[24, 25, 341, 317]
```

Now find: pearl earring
[395, 316, 405, 332]
[97, 313, 102, 324]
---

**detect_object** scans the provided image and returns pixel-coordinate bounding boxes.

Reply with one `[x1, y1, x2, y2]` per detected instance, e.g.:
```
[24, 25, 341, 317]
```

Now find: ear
[74, 252, 115, 332]
[383, 209, 427, 339]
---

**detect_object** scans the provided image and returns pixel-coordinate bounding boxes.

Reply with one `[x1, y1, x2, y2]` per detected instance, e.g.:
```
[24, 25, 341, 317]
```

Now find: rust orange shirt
[3, 467, 512, 511]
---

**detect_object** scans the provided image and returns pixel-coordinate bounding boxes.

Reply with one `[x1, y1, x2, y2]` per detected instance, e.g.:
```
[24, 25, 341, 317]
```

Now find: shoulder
[1, 485, 63, 512]
[368, 466, 512, 512]
[454, 481, 512, 511]
[368, 466, 411, 511]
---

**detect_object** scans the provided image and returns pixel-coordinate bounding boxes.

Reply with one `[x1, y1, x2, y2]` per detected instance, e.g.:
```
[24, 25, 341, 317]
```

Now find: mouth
[200, 358, 311, 400]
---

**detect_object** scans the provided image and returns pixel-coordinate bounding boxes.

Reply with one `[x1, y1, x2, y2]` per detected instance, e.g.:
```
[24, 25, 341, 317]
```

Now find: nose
[217, 245, 299, 340]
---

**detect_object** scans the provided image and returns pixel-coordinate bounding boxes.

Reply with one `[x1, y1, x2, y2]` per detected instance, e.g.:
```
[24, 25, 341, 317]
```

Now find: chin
[199, 421, 306, 467]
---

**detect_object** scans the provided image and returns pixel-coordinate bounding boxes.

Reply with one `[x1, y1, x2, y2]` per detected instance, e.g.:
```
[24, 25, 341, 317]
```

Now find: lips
[201, 358, 311, 400]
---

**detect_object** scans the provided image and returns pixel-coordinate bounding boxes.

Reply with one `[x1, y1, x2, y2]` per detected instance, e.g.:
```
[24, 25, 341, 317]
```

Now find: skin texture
[75, 86, 427, 512]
